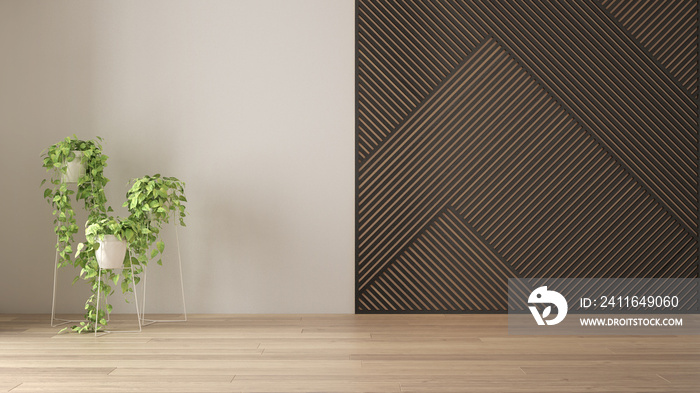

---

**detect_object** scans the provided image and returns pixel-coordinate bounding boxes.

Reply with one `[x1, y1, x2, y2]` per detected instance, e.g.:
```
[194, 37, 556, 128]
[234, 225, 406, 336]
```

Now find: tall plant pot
[61, 151, 86, 183]
[95, 235, 128, 269]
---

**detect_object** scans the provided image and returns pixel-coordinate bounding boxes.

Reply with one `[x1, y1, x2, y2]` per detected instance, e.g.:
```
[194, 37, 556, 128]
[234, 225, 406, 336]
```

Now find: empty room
[0, 0, 698, 392]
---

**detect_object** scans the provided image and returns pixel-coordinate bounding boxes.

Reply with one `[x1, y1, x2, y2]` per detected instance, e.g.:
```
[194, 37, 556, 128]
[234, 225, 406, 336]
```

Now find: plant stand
[94, 249, 142, 337]
[50, 233, 84, 327]
[140, 219, 187, 326]
[50, 177, 84, 328]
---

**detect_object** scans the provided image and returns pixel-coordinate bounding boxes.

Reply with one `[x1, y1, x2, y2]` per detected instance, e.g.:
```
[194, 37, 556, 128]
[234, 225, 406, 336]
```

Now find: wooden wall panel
[356, 0, 699, 313]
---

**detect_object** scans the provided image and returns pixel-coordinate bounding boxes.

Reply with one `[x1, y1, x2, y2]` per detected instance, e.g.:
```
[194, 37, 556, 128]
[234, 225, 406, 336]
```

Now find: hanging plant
[41, 135, 111, 268]
[72, 215, 141, 333]
[67, 174, 187, 334]
[42, 140, 189, 334]
[124, 174, 187, 267]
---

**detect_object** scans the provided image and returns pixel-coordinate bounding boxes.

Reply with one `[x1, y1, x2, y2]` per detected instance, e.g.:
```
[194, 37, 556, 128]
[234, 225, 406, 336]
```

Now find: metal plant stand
[94, 249, 142, 337]
[140, 218, 187, 326]
[50, 177, 84, 328]
[50, 234, 84, 327]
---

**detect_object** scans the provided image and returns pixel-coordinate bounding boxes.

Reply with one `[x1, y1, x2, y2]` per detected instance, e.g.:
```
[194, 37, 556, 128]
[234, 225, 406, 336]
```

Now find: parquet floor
[0, 314, 697, 392]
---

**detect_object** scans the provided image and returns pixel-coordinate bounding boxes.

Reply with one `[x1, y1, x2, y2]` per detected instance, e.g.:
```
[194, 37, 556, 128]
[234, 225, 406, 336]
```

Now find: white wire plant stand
[50, 233, 84, 327]
[51, 219, 187, 330]
[50, 181, 187, 330]
[50, 176, 85, 328]
[140, 216, 187, 326]
[94, 249, 142, 337]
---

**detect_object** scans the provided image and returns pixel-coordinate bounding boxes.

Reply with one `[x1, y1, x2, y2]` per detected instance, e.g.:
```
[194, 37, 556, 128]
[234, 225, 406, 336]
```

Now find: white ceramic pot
[61, 151, 86, 183]
[95, 235, 127, 269]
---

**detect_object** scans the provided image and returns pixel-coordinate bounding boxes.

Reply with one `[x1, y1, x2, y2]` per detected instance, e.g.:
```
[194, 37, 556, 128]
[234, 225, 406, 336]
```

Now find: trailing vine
[73, 215, 141, 333]
[124, 174, 187, 267]
[41, 136, 111, 268]
[42, 138, 188, 333]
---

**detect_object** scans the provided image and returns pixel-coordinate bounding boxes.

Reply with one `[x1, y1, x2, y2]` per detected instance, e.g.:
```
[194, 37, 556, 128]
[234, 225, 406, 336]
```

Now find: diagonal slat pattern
[356, 0, 699, 313]
[600, 0, 699, 99]
[359, 208, 524, 312]
[357, 0, 487, 163]
[359, 37, 521, 288]
[461, 0, 697, 233]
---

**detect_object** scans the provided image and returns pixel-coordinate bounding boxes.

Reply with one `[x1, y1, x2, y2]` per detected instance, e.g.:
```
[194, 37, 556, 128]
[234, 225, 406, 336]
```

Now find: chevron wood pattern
[356, 0, 699, 313]
[357, 0, 486, 162]
[601, 0, 699, 99]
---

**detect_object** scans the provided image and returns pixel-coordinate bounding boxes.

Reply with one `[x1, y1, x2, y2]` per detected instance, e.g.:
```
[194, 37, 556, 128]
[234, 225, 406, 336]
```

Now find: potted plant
[71, 215, 141, 333]
[87, 216, 132, 269]
[68, 171, 188, 334]
[124, 174, 187, 267]
[62, 150, 86, 183]
[41, 135, 111, 268]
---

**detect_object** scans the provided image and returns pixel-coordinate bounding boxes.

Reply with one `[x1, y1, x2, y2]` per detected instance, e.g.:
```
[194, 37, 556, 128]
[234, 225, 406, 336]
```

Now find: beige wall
[0, 0, 355, 313]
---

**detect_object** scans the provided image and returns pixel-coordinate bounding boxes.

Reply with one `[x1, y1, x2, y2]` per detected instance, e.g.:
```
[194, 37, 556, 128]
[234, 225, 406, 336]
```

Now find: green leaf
[125, 228, 134, 242]
[156, 240, 165, 254]
[75, 243, 84, 257]
[111, 274, 120, 285]
[151, 249, 159, 258]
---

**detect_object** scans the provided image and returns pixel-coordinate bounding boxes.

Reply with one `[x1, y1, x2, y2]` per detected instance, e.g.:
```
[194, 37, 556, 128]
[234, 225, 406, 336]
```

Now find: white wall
[0, 0, 355, 314]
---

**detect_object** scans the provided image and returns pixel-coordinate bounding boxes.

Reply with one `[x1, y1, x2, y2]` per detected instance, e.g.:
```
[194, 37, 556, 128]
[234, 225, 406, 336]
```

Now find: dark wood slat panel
[357, 0, 483, 164]
[357, 0, 699, 313]
[601, 0, 699, 98]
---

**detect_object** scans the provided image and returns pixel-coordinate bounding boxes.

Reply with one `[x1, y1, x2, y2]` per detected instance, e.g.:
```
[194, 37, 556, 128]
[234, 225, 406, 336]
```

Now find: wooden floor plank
[0, 314, 697, 392]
